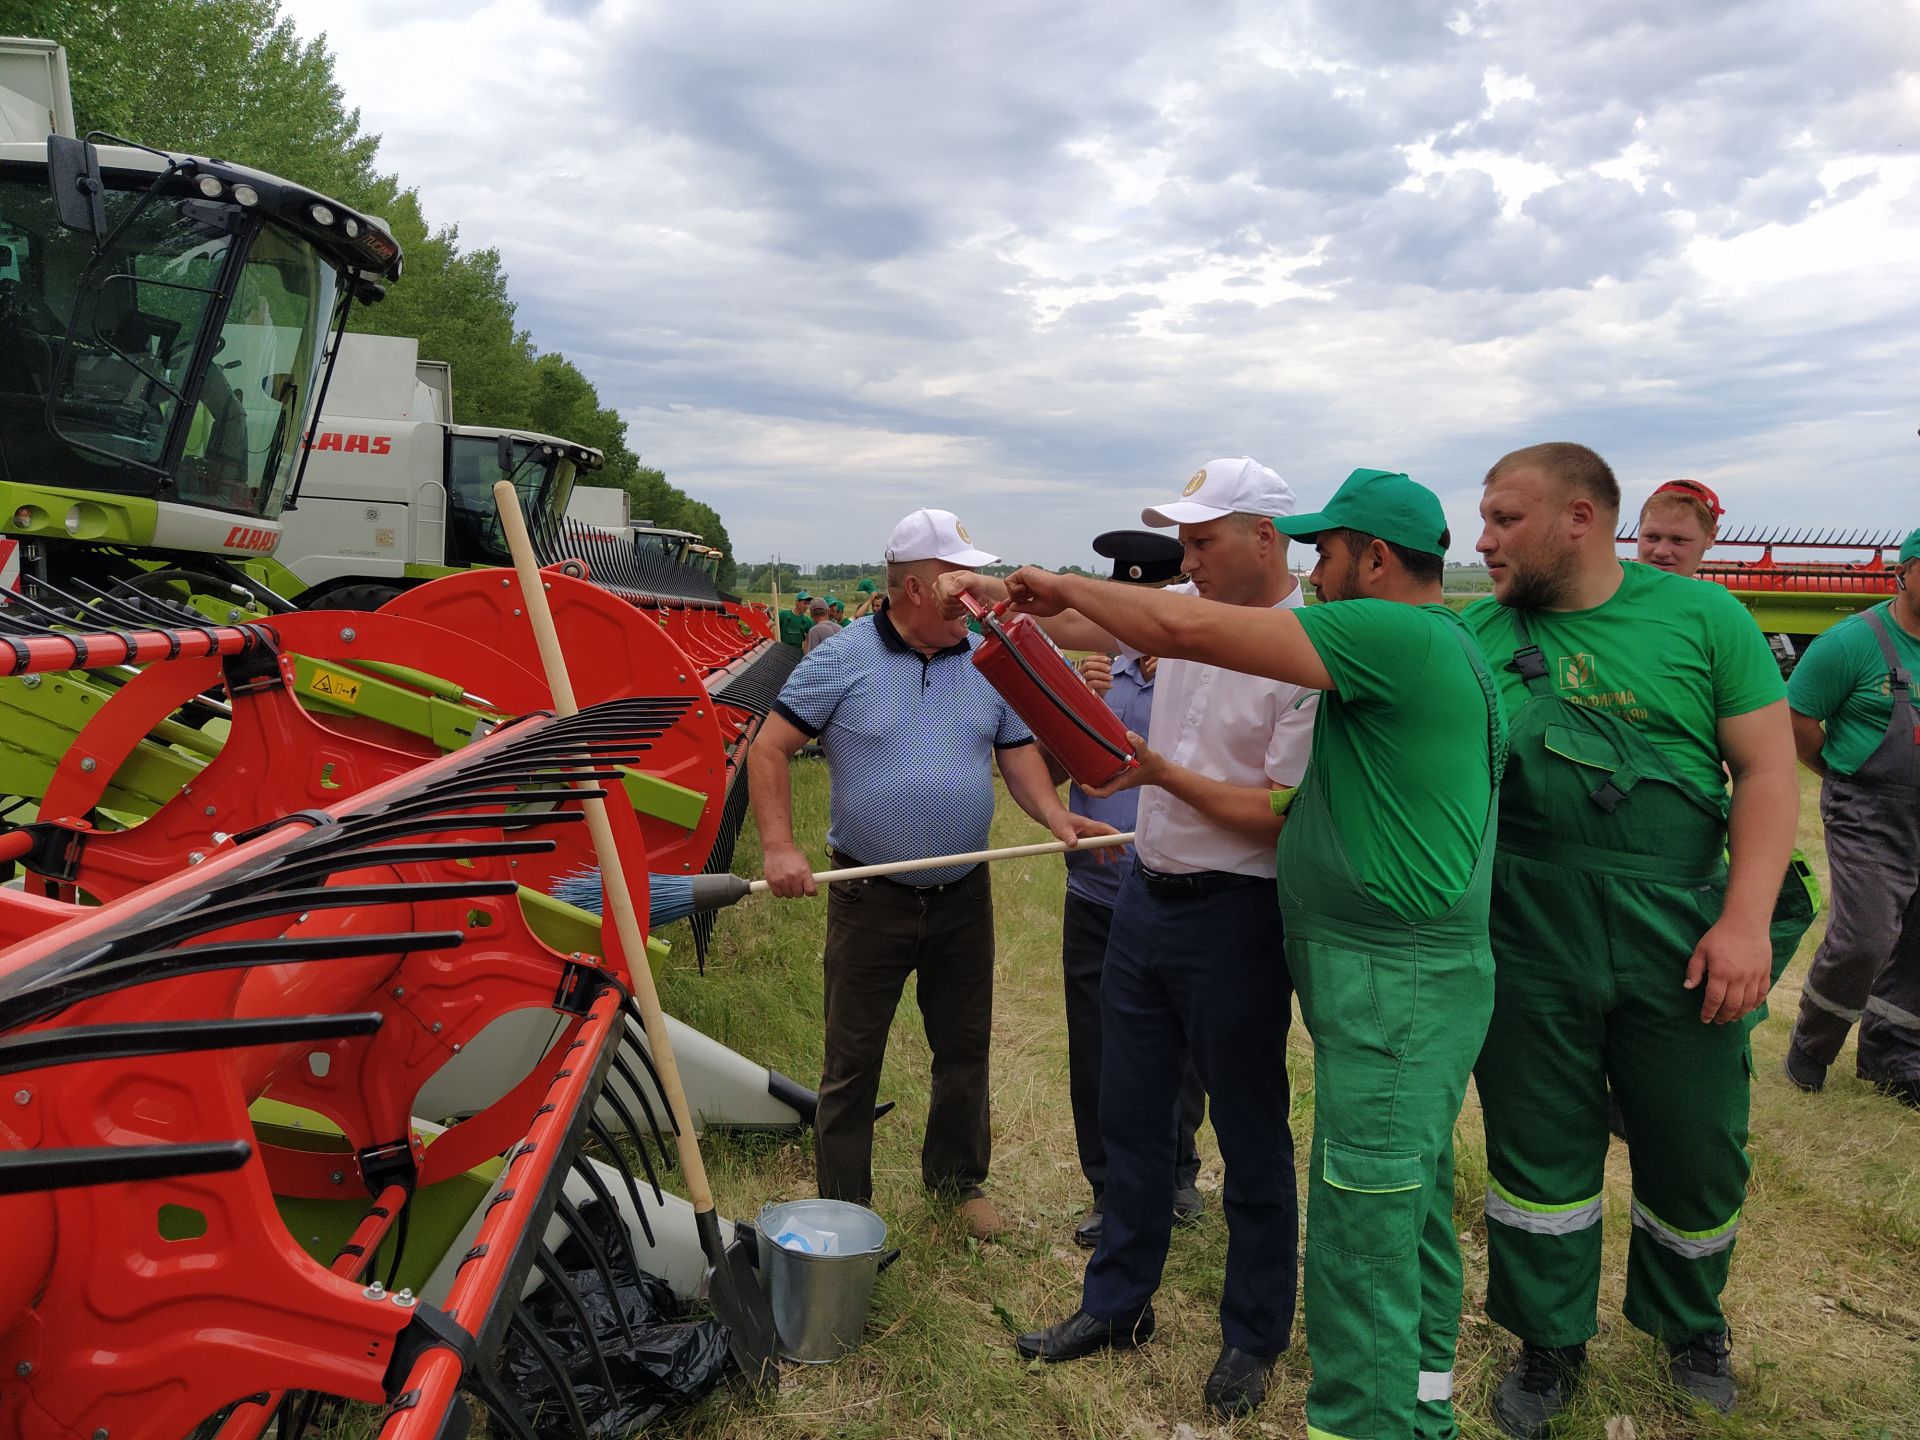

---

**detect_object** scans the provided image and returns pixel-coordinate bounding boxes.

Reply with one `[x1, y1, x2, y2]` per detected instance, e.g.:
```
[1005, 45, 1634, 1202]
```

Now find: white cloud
[281, 0, 1920, 565]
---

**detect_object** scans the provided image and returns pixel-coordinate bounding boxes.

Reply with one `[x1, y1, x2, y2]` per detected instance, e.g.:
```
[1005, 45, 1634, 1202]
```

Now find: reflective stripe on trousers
[1484, 1180, 1604, 1237]
[1630, 1198, 1741, 1260]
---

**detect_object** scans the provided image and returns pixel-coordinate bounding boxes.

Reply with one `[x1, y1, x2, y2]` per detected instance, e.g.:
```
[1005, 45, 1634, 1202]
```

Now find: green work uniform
[1466, 566, 1814, 1348]
[778, 607, 811, 650]
[1280, 600, 1504, 1440]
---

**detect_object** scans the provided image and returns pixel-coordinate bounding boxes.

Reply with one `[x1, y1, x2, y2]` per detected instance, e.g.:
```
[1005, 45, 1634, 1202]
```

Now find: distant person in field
[779, 590, 814, 651]
[829, 596, 849, 626]
[747, 508, 1115, 1241]
[1781, 525, 1920, 1107]
[1636, 479, 1723, 578]
[804, 599, 838, 654]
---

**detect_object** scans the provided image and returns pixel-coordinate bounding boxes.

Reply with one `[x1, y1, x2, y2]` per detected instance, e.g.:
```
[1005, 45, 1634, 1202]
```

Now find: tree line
[17, 0, 735, 584]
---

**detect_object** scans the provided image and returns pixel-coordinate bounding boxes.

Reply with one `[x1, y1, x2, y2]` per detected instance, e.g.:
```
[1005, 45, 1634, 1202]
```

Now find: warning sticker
[309, 668, 362, 705]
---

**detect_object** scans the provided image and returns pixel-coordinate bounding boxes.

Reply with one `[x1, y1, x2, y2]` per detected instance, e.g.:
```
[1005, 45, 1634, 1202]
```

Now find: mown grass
[642, 762, 1918, 1440]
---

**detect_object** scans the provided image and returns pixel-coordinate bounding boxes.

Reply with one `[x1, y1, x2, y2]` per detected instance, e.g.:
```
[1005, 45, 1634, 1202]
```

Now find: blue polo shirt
[1064, 652, 1155, 908]
[773, 603, 1033, 886]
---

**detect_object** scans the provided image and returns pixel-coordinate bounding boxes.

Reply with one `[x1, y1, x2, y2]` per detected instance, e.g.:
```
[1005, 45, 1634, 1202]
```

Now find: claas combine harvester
[0, 35, 809, 1436]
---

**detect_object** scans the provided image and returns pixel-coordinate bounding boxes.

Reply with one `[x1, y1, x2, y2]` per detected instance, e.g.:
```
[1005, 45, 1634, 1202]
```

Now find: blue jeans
[1081, 867, 1299, 1356]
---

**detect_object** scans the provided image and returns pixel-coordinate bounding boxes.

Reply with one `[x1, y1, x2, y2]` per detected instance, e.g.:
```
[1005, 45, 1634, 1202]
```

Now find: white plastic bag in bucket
[753, 1198, 887, 1362]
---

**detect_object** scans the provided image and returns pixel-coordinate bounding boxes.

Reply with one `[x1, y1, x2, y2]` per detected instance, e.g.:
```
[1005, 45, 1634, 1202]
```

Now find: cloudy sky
[280, 0, 1919, 568]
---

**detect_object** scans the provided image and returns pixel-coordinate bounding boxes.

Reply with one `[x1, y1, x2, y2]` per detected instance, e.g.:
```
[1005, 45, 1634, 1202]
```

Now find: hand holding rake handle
[493, 480, 781, 1389]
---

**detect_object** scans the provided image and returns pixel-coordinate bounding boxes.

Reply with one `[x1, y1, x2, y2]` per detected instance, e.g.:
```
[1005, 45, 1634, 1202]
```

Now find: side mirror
[496, 433, 516, 474]
[47, 135, 107, 240]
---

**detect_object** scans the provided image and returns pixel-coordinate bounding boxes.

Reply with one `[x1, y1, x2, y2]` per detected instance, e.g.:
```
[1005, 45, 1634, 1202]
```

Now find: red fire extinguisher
[959, 592, 1139, 790]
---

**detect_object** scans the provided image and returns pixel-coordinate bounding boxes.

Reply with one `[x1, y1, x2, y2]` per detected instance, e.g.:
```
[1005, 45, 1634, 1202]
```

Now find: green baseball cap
[1900, 527, 1920, 564]
[795, 590, 812, 601]
[857, 577, 876, 592]
[1274, 468, 1451, 558]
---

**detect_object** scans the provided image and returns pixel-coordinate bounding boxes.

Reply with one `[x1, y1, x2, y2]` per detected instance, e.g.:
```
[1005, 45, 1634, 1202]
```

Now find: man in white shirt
[941, 457, 1319, 1417]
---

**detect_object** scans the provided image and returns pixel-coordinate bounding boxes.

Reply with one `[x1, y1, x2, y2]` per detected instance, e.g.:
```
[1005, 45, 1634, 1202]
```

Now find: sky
[280, 0, 1920, 569]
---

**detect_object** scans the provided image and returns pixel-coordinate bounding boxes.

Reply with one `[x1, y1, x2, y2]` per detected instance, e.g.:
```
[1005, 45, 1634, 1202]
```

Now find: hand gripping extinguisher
[958, 591, 1140, 790]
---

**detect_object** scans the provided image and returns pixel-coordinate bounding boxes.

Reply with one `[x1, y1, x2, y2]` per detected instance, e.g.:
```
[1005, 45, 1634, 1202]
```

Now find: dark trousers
[1082, 868, 1298, 1356]
[1792, 774, 1920, 1081]
[1062, 889, 1205, 1200]
[815, 860, 994, 1204]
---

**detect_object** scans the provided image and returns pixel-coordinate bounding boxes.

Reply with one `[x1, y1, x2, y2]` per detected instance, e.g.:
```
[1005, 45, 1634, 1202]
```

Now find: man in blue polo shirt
[747, 507, 1116, 1239]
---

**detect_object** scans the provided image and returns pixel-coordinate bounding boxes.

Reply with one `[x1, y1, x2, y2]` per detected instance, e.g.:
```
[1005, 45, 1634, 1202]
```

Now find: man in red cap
[1636, 480, 1724, 578]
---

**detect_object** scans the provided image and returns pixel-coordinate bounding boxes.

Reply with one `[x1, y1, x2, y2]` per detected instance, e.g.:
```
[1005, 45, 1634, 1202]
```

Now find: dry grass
[645, 763, 1919, 1440]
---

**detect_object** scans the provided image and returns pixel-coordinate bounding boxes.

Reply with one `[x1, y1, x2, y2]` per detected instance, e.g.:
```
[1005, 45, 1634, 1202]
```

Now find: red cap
[1651, 478, 1724, 518]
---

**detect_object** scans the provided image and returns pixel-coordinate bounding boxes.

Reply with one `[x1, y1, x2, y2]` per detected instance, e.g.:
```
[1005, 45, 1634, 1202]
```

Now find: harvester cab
[267, 330, 605, 607]
[0, 37, 402, 598]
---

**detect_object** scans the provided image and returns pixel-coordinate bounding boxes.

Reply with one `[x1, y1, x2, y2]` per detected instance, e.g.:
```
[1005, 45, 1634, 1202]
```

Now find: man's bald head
[1485, 442, 1620, 517]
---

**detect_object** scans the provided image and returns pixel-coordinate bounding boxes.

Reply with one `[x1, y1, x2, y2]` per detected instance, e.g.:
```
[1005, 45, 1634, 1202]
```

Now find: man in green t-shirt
[778, 590, 813, 650]
[1465, 443, 1803, 1434]
[1781, 526, 1920, 1104]
[958, 470, 1503, 1440]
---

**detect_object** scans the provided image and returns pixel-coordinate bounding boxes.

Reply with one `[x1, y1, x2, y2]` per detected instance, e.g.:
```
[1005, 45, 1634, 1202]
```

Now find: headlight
[196, 174, 224, 198]
[232, 183, 259, 207]
[309, 203, 336, 227]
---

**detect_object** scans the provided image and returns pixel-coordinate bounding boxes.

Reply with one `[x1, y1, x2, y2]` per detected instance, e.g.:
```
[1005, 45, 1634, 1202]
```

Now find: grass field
[647, 761, 1919, 1440]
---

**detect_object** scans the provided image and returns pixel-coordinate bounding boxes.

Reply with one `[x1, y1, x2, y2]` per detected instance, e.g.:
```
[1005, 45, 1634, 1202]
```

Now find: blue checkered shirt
[773, 604, 1033, 886]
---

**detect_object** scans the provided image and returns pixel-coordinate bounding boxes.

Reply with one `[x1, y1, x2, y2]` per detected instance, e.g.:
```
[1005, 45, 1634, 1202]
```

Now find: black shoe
[1172, 1185, 1204, 1226]
[1667, 1329, 1736, 1414]
[1203, 1345, 1274, 1417]
[1074, 1204, 1104, 1249]
[1015, 1306, 1154, 1362]
[1783, 1046, 1827, 1093]
[1869, 1075, 1920, 1110]
[1491, 1341, 1586, 1438]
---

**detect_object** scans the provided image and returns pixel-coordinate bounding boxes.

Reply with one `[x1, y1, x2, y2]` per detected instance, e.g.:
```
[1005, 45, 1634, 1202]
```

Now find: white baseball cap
[883, 508, 999, 567]
[1142, 457, 1295, 528]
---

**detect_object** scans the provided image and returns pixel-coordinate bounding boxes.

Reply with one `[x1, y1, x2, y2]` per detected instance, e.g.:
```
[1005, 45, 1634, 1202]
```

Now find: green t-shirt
[1465, 562, 1784, 799]
[1292, 599, 1502, 922]
[778, 608, 811, 650]
[1787, 601, 1920, 776]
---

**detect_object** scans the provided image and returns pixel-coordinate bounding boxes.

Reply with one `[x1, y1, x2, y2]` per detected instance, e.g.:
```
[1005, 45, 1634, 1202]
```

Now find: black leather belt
[1135, 863, 1266, 900]
[831, 851, 980, 893]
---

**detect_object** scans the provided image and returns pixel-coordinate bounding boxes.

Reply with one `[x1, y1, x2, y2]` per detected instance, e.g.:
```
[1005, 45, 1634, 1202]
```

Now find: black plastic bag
[502, 1200, 734, 1436]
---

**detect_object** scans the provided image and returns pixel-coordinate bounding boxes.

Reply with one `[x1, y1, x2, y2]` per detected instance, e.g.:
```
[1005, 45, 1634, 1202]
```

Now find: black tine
[294, 809, 584, 857]
[555, 1191, 637, 1344]
[617, 999, 682, 1139]
[0, 932, 463, 1034]
[566, 1152, 654, 1291]
[599, 1065, 667, 1206]
[461, 1343, 545, 1440]
[0, 1011, 382, 1077]
[103, 880, 511, 956]
[609, 1046, 674, 1182]
[531, 1243, 620, 1404]
[586, 1116, 654, 1247]
[264, 838, 557, 888]
[506, 1305, 595, 1440]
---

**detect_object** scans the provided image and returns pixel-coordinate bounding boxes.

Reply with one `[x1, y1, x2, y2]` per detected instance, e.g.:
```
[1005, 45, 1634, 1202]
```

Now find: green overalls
[1278, 622, 1502, 1440]
[1475, 610, 1815, 1347]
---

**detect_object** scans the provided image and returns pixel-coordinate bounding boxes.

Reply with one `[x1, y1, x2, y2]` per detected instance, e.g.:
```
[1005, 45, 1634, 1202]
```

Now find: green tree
[15, 0, 736, 576]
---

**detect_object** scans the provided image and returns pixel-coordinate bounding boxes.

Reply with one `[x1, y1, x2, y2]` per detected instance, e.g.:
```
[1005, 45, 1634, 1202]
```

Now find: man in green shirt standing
[1466, 443, 1808, 1434]
[979, 470, 1504, 1440]
[1782, 526, 1920, 1104]
[778, 590, 814, 650]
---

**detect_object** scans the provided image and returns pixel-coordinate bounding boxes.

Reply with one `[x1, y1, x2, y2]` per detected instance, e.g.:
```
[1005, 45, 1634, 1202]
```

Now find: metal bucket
[753, 1198, 888, 1363]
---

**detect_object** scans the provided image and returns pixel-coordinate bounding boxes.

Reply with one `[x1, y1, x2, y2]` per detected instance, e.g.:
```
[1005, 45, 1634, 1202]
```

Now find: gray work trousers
[1791, 773, 1920, 1081]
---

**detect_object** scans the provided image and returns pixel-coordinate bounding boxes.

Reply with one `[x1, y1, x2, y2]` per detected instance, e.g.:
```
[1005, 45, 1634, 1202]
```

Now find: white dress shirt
[1133, 582, 1319, 878]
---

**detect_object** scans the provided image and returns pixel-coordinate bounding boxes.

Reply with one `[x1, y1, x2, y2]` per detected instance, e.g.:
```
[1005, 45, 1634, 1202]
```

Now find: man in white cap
[748, 508, 1115, 1239]
[940, 460, 1319, 1416]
